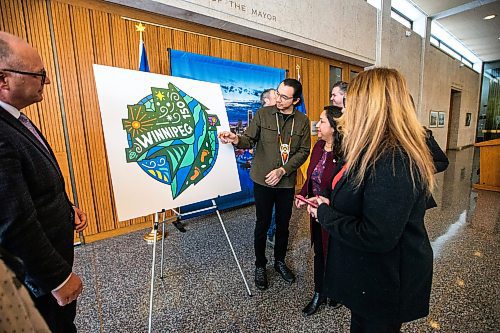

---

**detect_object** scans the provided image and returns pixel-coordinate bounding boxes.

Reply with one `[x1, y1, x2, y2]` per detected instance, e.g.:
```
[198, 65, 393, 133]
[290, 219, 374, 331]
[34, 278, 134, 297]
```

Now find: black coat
[425, 129, 449, 209]
[317, 150, 433, 324]
[0, 107, 74, 297]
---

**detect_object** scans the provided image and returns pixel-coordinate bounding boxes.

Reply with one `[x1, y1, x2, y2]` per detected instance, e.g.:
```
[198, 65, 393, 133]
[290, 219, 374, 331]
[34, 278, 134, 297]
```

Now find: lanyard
[275, 112, 294, 165]
[331, 165, 347, 189]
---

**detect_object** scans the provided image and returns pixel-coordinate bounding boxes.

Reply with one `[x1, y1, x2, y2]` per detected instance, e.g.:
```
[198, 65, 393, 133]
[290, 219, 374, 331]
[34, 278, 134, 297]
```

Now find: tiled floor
[74, 147, 499, 332]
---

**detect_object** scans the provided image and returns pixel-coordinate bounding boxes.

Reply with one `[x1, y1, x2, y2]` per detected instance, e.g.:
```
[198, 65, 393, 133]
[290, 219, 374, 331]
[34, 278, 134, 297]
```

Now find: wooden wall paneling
[240, 44, 252, 64]
[157, 27, 172, 75]
[196, 34, 210, 57]
[143, 24, 161, 73]
[312, 58, 320, 115]
[24, 0, 57, 149]
[256, 48, 267, 68]
[109, 15, 132, 70]
[24, 0, 76, 201]
[0, 0, 33, 123]
[230, 42, 241, 62]
[32, 0, 74, 199]
[298, 57, 308, 113]
[220, 40, 232, 60]
[70, 5, 118, 233]
[280, 53, 291, 76]
[321, 61, 329, 109]
[249, 45, 259, 64]
[273, 52, 282, 70]
[0, 0, 27, 39]
[90, 10, 113, 66]
[209, 37, 221, 58]
[263, 50, 273, 68]
[50, 1, 99, 235]
[125, 20, 139, 70]
[171, 30, 186, 53]
[184, 32, 198, 55]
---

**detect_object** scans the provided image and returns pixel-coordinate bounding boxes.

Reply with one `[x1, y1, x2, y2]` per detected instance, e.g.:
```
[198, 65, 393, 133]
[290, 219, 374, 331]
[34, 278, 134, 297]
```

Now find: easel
[147, 199, 252, 333]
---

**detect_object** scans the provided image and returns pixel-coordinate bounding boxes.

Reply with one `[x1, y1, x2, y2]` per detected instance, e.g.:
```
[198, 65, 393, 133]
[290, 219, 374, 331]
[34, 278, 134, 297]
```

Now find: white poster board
[93, 65, 241, 221]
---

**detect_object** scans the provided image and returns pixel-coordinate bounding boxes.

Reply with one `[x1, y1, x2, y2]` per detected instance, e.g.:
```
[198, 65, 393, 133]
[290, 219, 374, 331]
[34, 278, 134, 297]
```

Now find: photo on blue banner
[170, 49, 286, 212]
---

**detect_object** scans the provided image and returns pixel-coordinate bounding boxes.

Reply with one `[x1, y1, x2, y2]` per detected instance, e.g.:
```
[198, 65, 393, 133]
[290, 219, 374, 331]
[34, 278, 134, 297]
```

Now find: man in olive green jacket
[219, 78, 310, 290]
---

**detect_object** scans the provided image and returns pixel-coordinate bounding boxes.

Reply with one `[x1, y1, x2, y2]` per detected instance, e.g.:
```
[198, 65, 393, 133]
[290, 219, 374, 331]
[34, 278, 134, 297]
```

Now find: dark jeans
[350, 312, 402, 333]
[253, 182, 294, 267]
[31, 292, 77, 333]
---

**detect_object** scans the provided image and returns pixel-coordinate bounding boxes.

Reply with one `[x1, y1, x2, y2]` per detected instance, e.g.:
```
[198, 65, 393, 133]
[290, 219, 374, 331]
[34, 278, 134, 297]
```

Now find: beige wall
[388, 20, 422, 106]
[422, 46, 480, 149]
[382, 16, 480, 150]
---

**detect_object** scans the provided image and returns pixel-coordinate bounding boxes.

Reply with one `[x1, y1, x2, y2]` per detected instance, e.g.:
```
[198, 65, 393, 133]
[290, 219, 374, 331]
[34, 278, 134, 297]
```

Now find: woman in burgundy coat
[295, 105, 343, 316]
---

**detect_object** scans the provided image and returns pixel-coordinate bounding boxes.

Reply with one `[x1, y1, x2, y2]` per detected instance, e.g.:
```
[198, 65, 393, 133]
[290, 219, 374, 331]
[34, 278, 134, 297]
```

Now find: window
[391, 7, 412, 29]
[350, 70, 359, 81]
[329, 66, 342, 90]
[431, 35, 474, 69]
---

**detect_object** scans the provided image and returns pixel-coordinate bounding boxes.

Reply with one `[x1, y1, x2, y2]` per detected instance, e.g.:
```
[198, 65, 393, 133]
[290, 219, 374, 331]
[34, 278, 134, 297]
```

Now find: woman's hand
[306, 196, 330, 219]
[295, 194, 306, 208]
[316, 196, 330, 206]
[307, 204, 318, 219]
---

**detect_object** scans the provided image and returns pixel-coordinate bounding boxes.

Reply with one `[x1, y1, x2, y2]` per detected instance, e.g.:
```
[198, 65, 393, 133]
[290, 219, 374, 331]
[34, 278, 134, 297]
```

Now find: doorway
[447, 89, 462, 149]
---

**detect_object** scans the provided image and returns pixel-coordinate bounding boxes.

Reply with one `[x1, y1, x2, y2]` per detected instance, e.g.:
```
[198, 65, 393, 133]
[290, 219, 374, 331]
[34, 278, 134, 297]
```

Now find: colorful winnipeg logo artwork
[122, 82, 221, 199]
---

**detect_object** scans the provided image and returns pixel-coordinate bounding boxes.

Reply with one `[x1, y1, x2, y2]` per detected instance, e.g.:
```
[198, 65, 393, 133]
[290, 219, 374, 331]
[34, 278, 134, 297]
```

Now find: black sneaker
[255, 266, 268, 290]
[274, 261, 295, 284]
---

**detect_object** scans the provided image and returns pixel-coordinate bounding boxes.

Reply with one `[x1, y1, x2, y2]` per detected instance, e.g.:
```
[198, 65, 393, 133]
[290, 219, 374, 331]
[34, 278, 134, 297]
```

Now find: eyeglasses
[2, 68, 47, 85]
[275, 91, 293, 102]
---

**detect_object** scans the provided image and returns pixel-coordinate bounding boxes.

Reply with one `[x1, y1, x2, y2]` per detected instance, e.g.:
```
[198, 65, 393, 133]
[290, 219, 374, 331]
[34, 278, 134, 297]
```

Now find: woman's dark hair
[323, 105, 343, 160]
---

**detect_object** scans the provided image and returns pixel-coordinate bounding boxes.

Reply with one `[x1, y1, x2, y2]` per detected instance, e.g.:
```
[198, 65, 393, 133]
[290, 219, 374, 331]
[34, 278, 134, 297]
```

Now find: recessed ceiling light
[483, 14, 496, 20]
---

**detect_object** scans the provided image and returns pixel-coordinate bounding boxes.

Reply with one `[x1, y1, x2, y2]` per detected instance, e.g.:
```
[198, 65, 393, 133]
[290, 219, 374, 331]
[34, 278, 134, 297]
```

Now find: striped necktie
[18, 112, 49, 152]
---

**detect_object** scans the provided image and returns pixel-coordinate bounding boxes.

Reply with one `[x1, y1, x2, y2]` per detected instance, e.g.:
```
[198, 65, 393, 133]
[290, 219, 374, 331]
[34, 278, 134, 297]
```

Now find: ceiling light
[483, 14, 496, 20]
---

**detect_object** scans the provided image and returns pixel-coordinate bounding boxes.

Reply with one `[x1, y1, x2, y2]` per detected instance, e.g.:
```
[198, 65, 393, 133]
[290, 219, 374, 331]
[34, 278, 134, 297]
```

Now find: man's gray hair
[260, 88, 274, 107]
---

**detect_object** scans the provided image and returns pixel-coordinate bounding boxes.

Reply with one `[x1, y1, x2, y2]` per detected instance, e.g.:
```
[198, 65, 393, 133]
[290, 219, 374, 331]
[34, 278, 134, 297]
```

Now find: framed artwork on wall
[465, 113, 472, 126]
[438, 112, 445, 127]
[429, 111, 438, 128]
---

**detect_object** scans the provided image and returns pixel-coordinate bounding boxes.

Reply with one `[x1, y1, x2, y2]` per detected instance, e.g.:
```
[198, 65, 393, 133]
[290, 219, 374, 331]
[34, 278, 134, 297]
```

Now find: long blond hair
[342, 68, 435, 192]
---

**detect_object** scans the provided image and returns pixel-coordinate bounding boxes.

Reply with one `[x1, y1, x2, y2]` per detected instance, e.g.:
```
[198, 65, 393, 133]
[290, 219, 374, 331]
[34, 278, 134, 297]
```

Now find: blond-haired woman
[308, 68, 435, 332]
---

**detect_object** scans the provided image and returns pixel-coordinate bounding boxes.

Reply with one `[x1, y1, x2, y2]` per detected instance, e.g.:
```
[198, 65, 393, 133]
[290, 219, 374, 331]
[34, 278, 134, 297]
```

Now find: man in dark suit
[0, 31, 87, 332]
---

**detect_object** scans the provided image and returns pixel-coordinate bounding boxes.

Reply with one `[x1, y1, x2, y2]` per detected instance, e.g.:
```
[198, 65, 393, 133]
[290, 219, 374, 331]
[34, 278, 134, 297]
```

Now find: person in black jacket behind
[307, 68, 437, 332]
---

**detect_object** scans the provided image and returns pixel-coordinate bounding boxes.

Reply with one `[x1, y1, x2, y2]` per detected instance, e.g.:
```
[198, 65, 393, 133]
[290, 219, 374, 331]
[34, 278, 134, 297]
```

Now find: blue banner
[170, 49, 285, 213]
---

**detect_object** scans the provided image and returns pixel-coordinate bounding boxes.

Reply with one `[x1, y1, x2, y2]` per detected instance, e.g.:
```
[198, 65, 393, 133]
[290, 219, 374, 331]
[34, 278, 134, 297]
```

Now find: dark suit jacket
[0, 107, 74, 297]
[317, 149, 433, 324]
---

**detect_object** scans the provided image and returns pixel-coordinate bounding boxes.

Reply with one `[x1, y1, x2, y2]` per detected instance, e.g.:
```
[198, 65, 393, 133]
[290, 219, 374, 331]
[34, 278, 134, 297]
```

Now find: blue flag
[296, 72, 306, 114]
[139, 40, 149, 72]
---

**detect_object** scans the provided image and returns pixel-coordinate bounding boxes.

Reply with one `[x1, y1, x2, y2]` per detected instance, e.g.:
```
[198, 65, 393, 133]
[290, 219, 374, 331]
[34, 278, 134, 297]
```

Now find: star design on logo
[155, 91, 165, 101]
